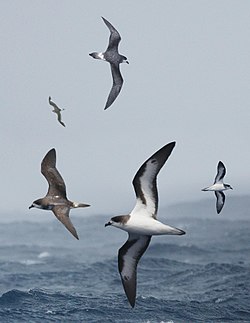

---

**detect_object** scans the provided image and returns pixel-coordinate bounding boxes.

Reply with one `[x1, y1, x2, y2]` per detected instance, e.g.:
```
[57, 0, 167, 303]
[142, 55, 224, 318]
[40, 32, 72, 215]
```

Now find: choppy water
[0, 215, 249, 322]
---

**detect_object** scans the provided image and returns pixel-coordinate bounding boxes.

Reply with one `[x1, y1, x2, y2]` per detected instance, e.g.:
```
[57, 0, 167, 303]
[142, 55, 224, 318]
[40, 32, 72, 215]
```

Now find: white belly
[124, 217, 182, 236]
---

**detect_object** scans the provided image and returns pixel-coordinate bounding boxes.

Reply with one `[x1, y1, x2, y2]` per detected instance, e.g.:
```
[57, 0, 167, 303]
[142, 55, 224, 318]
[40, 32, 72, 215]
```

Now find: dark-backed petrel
[48, 96, 66, 127]
[29, 148, 90, 239]
[202, 161, 233, 214]
[105, 142, 185, 307]
[89, 17, 129, 110]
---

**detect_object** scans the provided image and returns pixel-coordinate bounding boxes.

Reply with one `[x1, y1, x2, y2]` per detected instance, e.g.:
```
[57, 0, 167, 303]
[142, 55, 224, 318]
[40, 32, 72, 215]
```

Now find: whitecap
[20, 259, 42, 265]
[38, 251, 50, 259]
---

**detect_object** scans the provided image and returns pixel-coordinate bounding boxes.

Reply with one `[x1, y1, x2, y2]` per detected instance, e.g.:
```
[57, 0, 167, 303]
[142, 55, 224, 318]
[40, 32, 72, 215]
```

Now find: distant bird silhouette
[48, 96, 66, 127]
[105, 142, 185, 307]
[89, 17, 129, 110]
[202, 161, 233, 214]
[29, 148, 90, 239]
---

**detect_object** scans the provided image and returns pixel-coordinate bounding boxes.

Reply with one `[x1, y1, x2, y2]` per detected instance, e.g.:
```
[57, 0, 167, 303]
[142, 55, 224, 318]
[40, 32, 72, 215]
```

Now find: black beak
[29, 205, 33, 209]
[105, 222, 111, 227]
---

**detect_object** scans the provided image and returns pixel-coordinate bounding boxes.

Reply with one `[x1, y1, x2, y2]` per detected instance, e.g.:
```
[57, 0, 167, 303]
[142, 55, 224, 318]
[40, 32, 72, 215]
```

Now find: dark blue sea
[0, 211, 249, 322]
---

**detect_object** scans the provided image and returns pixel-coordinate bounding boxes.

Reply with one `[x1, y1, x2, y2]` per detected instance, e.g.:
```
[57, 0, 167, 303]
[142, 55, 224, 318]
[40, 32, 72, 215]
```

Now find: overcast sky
[1, 1, 250, 222]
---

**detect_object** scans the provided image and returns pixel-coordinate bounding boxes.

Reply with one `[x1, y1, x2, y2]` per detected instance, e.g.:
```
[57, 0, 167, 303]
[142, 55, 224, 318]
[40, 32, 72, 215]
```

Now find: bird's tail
[73, 202, 90, 208]
[164, 225, 186, 235]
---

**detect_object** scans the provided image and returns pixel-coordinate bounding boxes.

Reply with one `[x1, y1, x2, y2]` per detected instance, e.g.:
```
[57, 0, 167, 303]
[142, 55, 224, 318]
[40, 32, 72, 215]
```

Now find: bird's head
[29, 199, 52, 210]
[105, 215, 130, 228]
[122, 55, 129, 64]
[29, 199, 42, 209]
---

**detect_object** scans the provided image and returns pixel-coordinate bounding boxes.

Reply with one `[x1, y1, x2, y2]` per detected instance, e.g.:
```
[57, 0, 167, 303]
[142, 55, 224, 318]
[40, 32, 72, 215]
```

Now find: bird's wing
[56, 111, 66, 127]
[102, 16, 121, 51]
[48, 96, 61, 112]
[118, 233, 151, 307]
[52, 205, 79, 239]
[41, 148, 67, 198]
[104, 64, 123, 110]
[214, 161, 226, 184]
[131, 142, 176, 219]
[215, 191, 225, 214]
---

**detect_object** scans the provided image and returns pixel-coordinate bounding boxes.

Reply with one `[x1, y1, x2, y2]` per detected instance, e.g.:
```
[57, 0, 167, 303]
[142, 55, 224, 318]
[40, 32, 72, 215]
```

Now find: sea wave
[0, 288, 249, 323]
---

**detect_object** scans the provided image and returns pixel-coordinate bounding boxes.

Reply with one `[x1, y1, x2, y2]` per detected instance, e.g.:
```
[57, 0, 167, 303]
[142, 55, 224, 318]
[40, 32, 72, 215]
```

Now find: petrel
[105, 142, 185, 307]
[89, 17, 129, 110]
[202, 161, 233, 214]
[29, 148, 90, 239]
[48, 96, 66, 127]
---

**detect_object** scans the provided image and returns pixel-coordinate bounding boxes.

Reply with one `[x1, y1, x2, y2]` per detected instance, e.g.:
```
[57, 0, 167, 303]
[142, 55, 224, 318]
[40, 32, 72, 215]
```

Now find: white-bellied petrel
[105, 142, 185, 307]
[29, 148, 90, 239]
[48, 96, 66, 127]
[201, 161, 233, 214]
[89, 17, 129, 110]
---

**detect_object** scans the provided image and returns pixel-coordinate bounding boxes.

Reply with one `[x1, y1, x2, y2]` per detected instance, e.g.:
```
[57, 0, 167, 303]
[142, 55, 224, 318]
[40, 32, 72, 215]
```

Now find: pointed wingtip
[43, 148, 56, 159]
[71, 228, 79, 240]
[125, 292, 135, 308]
[217, 208, 222, 215]
[218, 160, 225, 168]
[104, 103, 111, 110]
[49, 148, 56, 155]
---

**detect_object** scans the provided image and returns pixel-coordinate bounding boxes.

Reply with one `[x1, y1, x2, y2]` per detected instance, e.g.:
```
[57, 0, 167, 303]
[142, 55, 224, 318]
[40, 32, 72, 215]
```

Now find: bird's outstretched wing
[131, 142, 176, 219]
[57, 113, 66, 127]
[102, 17, 121, 52]
[52, 205, 79, 239]
[214, 161, 226, 184]
[41, 148, 67, 198]
[215, 191, 225, 214]
[118, 233, 151, 307]
[49, 96, 60, 112]
[104, 64, 123, 110]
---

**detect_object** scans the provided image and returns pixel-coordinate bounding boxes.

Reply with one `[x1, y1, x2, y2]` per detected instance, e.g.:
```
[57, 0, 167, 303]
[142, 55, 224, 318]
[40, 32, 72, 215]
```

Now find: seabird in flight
[202, 161, 232, 214]
[29, 148, 90, 239]
[105, 142, 185, 307]
[48, 96, 66, 127]
[89, 17, 129, 110]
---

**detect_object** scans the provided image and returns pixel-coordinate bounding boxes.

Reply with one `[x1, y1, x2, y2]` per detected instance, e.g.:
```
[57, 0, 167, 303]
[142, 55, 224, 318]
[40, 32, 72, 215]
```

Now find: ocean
[0, 209, 249, 322]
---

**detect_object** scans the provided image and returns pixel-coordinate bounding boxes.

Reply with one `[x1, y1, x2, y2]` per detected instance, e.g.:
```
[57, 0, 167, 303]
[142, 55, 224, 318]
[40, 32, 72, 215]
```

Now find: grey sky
[1, 1, 250, 221]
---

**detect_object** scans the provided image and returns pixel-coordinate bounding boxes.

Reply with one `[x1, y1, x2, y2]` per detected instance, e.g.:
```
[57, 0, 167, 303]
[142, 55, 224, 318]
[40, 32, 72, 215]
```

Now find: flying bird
[89, 17, 129, 110]
[29, 148, 90, 239]
[201, 161, 233, 214]
[105, 142, 185, 307]
[48, 96, 66, 127]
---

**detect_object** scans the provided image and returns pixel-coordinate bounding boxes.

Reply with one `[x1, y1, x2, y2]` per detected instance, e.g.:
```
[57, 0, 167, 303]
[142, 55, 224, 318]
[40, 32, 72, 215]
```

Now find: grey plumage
[89, 17, 129, 110]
